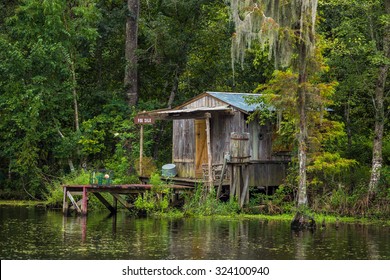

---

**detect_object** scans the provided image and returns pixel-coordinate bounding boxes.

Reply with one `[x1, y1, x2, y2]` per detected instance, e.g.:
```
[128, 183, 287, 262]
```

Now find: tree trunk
[297, 42, 308, 207]
[345, 91, 352, 153]
[167, 66, 180, 108]
[369, 65, 387, 196]
[124, 0, 139, 106]
[58, 130, 75, 173]
[368, 1, 390, 197]
[70, 55, 80, 132]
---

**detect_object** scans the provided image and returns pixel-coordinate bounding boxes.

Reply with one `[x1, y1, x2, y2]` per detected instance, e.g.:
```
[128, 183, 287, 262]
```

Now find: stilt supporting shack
[229, 164, 250, 208]
[216, 155, 228, 199]
[229, 132, 251, 208]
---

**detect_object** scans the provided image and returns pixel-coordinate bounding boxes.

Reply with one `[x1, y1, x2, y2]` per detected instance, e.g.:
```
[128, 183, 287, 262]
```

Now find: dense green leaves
[0, 0, 388, 212]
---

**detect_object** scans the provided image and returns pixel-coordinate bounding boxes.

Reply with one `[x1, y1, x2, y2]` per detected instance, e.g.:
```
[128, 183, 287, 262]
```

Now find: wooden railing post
[205, 113, 213, 191]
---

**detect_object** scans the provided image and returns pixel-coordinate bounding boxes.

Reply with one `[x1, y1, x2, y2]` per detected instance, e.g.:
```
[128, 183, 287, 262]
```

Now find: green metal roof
[206, 92, 267, 113]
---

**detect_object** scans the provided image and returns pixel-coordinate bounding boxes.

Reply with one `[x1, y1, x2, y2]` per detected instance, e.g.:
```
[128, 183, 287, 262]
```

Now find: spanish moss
[229, 0, 318, 69]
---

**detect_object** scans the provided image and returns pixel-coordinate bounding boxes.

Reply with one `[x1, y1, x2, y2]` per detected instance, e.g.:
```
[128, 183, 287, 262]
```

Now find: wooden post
[205, 113, 213, 190]
[81, 186, 88, 215]
[235, 165, 241, 202]
[229, 132, 251, 204]
[216, 155, 228, 199]
[112, 212, 117, 234]
[113, 195, 118, 213]
[62, 186, 68, 215]
[229, 165, 235, 200]
[139, 124, 144, 176]
[240, 165, 250, 208]
[81, 216, 87, 242]
[245, 167, 250, 204]
[93, 193, 116, 213]
[111, 193, 132, 211]
[67, 191, 81, 214]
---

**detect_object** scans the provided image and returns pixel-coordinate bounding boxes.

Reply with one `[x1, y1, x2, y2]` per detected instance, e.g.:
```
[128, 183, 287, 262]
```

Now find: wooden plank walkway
[62, 184, 193, 216]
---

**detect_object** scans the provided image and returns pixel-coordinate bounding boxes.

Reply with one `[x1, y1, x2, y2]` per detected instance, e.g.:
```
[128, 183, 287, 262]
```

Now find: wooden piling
[112, 195, 118, 212]
[229, 132, 251, 207]
[81, 187, 88, 216]
[111, 193, 132, 210]
[62, 186, 68, 215]
[216, 156, 228, 199]
[240, 165, 250, 208]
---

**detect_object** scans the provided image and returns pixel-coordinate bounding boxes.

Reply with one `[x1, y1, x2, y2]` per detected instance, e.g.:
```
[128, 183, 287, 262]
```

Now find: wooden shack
[139, 92, 290, 195]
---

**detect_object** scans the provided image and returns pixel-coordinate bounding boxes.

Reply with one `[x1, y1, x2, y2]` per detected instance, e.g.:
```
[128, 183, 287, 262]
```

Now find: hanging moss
[229, 0, 318, 69]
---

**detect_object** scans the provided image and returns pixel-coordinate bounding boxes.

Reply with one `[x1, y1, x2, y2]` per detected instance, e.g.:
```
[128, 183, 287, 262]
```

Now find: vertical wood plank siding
[248, 162, 288, 187]
[173, 119, 195, 178]
[249, 121, 272, 160]
[171, 94, 288, 186]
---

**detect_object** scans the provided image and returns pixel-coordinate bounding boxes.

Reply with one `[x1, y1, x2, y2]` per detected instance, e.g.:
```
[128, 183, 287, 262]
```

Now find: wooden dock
[62, 183, 193, 215]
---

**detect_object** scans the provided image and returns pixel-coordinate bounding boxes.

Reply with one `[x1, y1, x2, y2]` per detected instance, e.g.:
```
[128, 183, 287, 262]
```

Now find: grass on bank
[0, 200, 46, 207]
[5, 169, 388, 227]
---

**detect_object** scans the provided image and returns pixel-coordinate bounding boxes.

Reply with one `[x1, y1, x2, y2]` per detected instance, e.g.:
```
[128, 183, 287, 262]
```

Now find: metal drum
[161, 163, 177, 177]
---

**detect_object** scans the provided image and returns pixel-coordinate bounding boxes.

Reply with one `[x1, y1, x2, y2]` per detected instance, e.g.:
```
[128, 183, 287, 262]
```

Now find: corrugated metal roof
[206, 92, 266, 113]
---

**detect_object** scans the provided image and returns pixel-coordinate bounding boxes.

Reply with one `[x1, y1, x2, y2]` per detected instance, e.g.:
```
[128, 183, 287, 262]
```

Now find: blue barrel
[161, 164, 177, 177]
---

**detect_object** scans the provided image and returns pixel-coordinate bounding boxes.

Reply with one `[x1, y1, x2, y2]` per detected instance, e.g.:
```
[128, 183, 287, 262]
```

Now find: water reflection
[0, 206, 389, 260]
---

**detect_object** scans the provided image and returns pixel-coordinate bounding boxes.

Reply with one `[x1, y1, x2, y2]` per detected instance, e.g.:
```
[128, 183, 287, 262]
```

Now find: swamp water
[1, 205, 389, 260]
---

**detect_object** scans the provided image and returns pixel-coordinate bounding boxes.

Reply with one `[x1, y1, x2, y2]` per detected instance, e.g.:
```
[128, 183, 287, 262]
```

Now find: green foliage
[0, 0, 389, 219]
[65, 170, 91, 185]
[44, 183, 64, 208]
[307, 152, 357, 190]
[320, 0, 389, 162]
[45, 169, 117, 210]
[44, 170, 90, 207]
[150, 173, 169, 194]
[134, 190, 170, 214]
[247, 185, 295, 215]
[134, 173, 171, 214]
[183, 185, 241, 216]
[252, 64, 354, 200]
[0, 0, 102, 197]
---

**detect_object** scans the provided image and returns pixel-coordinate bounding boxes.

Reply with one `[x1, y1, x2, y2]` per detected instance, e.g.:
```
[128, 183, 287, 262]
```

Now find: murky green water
[1, 205, 389, 260]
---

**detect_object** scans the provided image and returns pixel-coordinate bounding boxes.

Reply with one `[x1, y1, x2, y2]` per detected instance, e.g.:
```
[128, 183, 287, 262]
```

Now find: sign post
[134, 115, 155, 176]
[139, 124, 144, 176]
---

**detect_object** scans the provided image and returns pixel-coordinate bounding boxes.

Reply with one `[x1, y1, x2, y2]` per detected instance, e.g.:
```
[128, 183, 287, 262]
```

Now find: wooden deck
[62, 183, 193, 215]
[140, 176, 206, 186]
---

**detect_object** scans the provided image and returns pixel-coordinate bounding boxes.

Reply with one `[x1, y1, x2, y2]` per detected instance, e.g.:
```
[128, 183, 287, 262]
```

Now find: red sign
[134, 116, 155, 124]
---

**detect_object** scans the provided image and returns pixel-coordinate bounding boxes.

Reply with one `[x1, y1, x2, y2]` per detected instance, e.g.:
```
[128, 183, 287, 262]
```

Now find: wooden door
[195, 119, 208, 178]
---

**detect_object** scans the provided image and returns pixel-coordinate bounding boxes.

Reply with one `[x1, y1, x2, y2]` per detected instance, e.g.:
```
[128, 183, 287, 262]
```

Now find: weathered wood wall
[249, 120, 273, 160]
[210, 111, 247, 165]
[172, 94, 288, 186]
[181, 95, 225, 109]
[248, 161, 288, 187]
[172, 119, 195, 178]
[173, 95, 228, 178]
[210, 113, 273, 164]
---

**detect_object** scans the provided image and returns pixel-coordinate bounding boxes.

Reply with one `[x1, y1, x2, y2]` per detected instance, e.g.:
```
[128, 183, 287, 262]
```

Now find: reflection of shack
[138, 92, 290, 206]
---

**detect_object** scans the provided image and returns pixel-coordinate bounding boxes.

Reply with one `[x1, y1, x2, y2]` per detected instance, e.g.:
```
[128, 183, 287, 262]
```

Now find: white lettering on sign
[134, 116, 155, 124]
